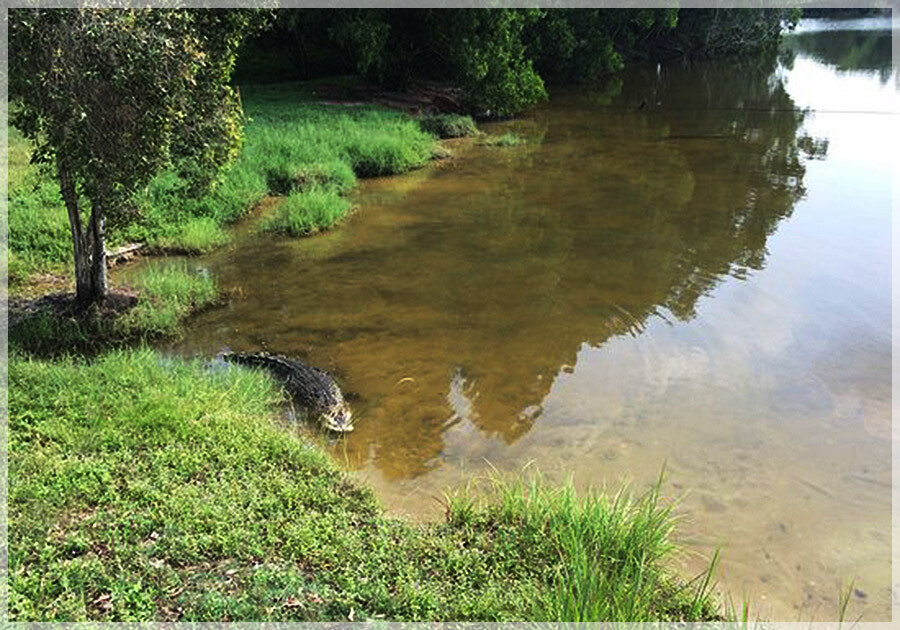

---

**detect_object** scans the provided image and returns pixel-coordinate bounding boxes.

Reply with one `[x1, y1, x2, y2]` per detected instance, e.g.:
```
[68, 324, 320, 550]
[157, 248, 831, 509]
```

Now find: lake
[161, 18, 896, 621]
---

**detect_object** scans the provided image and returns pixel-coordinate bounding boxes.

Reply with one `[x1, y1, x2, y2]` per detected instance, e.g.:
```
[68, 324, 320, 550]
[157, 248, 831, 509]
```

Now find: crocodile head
[320, 400, 354, 433]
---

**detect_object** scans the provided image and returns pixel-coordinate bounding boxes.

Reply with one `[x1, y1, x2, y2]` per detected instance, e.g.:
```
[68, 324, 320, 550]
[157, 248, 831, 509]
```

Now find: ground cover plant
[9, 349, 724, 622]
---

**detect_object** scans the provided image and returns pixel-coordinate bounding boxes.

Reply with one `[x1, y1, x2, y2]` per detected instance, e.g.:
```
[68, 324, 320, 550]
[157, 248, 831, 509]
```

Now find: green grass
[9, 263, 220, 356]
[264, 159, 356, 196]
[8, 123, 36, 191]
[9, 349, 725, 621]
[7, 82, 438, 291]
[448, 474, 722, 622]
[157, 217, 230, 254]
[122, 85, 435, 242]
[120, 263, 220, 336]
[480, 132, 525, 147]
[419, 113, 479, 139]
[7, 178, 73, 269]
[260, 188, 353, 236]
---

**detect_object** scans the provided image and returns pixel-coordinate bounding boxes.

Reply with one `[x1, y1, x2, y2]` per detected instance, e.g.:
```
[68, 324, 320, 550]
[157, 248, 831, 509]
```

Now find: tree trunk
[59, 159, 107, 308]
[88, 205, 107, 304]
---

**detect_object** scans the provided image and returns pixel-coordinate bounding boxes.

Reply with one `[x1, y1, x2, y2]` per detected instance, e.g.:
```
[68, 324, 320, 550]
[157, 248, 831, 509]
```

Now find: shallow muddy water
[159, 19, 895, 621]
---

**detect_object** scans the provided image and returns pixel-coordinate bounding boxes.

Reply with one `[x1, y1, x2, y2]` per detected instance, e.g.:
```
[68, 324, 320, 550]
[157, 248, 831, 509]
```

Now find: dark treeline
[801, 7, 889, 18]
[785, 27, 893, 83]
[236, 8, 799, 117]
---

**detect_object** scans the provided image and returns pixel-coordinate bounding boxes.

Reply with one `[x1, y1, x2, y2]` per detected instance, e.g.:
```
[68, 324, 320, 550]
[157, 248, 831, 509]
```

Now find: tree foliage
[428, 9, 546, 117]
[9, 8, 263, 306]
[526, 9, 678, 84]
[325, 9, 547, 118]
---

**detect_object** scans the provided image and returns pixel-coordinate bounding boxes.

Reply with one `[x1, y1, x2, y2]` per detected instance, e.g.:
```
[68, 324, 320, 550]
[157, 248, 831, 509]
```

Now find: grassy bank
[9, 349, 723, 622]
[7, 81, 444, 289]
[9, 264, 219, 356]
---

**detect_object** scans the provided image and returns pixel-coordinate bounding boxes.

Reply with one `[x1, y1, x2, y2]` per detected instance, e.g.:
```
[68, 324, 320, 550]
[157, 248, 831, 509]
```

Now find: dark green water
[156, 19, 895, 621]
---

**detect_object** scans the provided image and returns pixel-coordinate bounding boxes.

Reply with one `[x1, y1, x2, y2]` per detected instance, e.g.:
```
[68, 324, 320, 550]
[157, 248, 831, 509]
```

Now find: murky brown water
[155, 19, 895, 622]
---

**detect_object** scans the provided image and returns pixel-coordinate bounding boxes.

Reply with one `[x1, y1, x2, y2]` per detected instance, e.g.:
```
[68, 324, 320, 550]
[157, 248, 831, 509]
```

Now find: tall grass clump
[419, 114, 478, 138]
[264, 158, 356, 196]
[260, 188, 352, 236]
[9, 263, 219, 356]
[447, 473, 722, 622]
[245, 100, 436, 181]
[120, 263, 219, 336]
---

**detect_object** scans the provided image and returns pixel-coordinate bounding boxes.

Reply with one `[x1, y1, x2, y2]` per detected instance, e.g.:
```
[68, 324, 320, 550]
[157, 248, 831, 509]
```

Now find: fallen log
[105, 242, 143, 267]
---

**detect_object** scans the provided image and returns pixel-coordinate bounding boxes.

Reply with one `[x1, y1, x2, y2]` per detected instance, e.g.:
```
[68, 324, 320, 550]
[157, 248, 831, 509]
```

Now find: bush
[419, 114, 478, 138]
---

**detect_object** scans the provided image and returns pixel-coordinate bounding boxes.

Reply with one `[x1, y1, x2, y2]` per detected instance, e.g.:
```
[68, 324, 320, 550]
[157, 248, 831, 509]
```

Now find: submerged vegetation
[9, 350, 723, 621]
[480, 132, 526, 147]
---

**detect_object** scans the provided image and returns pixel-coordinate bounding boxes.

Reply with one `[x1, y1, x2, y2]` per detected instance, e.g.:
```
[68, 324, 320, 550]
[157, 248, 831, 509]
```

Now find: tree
[9, 8, 262, 307]
[324, 9, 547, 117]
[428, 9, 546, 118]
[525, 9, 679, 84]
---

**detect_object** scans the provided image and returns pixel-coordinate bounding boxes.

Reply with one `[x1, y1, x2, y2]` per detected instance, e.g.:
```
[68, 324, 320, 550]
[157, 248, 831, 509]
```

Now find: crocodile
[222, 352, 353, 432]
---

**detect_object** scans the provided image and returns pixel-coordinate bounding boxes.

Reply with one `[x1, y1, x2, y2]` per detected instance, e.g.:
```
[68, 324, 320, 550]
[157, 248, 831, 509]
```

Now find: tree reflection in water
[340, 51, 828, 478]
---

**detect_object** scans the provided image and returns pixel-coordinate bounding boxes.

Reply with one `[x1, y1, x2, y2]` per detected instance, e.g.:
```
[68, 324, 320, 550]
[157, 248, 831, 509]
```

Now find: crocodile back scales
[222, 352, 352, 431]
